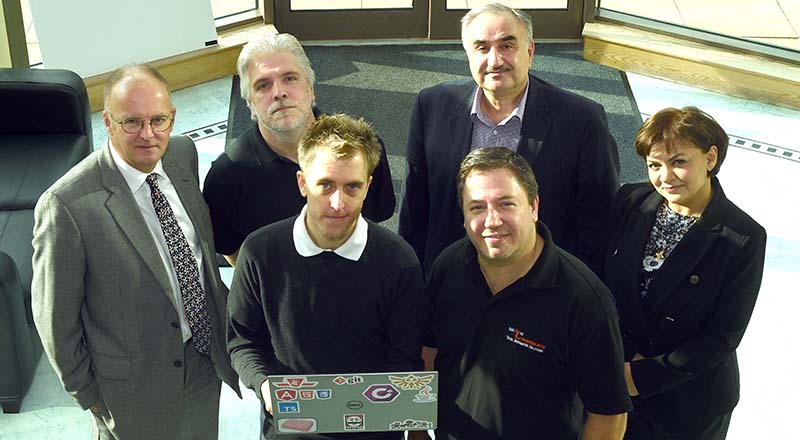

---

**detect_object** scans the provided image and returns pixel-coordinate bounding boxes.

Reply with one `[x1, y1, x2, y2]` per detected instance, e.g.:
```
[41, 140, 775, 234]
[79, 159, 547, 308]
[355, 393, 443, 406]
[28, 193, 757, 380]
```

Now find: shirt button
[492, 130, 498, 135]
[174, 360, 183, 368]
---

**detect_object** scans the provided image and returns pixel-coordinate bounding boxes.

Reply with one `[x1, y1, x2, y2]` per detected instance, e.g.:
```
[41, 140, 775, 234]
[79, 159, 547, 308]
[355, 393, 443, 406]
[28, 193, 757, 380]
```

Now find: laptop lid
[268, 371, 438, 435]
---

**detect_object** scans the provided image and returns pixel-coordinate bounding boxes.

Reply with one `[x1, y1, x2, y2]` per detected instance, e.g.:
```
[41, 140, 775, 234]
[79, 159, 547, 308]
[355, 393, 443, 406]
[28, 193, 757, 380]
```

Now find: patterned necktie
[145, 173, 212, 356]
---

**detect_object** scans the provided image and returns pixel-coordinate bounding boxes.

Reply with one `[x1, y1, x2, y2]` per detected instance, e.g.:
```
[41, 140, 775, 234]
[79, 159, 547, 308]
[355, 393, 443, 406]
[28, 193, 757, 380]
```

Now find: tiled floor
[1, 61, 798, 438]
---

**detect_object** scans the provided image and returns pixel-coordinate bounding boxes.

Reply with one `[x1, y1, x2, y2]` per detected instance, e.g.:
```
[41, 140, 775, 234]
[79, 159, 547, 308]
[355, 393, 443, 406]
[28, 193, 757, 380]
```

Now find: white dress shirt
[109, 141, 206, 343]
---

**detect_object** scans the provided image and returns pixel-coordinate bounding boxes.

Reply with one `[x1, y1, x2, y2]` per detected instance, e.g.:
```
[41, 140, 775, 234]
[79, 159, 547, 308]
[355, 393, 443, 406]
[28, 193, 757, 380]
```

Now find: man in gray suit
[32, 64, 239, 439]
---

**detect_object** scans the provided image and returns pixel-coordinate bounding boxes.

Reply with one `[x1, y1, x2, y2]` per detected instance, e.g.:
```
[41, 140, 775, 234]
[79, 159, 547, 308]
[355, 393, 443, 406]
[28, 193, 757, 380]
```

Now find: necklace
[642, 203, 700, 273]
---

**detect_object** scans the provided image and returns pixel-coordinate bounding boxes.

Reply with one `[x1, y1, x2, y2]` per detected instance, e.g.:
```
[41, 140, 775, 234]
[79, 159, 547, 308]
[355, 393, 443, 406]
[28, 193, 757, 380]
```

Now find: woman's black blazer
[602, 177, 766, 430]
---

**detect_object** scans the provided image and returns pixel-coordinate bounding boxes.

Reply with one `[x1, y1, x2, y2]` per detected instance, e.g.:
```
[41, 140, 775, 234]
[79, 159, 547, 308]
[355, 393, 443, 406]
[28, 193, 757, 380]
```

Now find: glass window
[211, 0, 259, 19]
[598, 0, 800, 53]
[290, 1, 413, 10]
[446, 0, 568, 9]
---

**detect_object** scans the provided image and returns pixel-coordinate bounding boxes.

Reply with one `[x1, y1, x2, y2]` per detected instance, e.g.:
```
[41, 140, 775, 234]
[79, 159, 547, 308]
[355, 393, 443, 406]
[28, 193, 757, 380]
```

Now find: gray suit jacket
[32, 136, 239, 438]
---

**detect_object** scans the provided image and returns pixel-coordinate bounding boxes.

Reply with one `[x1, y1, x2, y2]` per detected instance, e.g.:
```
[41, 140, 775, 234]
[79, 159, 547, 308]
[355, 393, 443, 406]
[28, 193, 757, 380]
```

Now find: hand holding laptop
[261, 380, 273, 414]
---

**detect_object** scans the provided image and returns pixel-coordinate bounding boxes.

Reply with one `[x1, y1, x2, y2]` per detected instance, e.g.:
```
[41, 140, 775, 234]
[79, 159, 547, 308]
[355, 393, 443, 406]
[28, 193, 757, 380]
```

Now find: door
[272, 1, 585, 40]
[272, 0, 429, 40]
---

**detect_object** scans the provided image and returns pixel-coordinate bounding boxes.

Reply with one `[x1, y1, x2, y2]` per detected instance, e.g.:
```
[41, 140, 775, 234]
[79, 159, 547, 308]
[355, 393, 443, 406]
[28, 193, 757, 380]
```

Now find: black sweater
[227, 215, 425, 403]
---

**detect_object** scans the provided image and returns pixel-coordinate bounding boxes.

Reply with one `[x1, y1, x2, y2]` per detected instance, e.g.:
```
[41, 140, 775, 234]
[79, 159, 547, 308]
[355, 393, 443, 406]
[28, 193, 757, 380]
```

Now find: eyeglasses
[109, 114, 174, 134]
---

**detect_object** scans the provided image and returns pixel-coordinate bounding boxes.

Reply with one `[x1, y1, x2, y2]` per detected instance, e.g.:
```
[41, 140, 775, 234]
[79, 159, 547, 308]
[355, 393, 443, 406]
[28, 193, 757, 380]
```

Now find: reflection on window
[212, 0, 259, 20]
[446, 0, 568, 9]
[290, 0, 413, 11]
[599, 0, 800, 53]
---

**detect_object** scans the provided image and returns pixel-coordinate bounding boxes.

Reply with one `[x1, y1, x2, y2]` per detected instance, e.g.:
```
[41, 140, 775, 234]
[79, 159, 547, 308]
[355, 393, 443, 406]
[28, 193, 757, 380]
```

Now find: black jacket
[602, 178, 766, 431]
[399, 74, 620, 274]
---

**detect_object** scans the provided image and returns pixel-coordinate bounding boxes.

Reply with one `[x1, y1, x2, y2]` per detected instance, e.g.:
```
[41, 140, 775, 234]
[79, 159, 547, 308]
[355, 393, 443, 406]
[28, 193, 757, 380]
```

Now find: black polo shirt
[203, 114, 396, 255]
[424, 223, 631, 440]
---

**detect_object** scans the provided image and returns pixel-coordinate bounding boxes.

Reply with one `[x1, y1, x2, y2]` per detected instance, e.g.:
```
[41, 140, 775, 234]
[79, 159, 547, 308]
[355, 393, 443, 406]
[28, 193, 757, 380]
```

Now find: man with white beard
[203, 33, 395, 266]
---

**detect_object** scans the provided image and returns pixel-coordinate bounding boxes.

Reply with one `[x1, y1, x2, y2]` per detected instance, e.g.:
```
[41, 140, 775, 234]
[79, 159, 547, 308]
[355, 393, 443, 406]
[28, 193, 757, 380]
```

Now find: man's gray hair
[237, 33, 316, 104]
[460, 2, 534, 44]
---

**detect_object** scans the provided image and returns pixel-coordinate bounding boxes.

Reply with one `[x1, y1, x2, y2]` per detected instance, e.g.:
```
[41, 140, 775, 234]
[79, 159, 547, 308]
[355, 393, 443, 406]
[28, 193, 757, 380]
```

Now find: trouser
[91, 340, 222, 440]
[624, 407, 732, 440]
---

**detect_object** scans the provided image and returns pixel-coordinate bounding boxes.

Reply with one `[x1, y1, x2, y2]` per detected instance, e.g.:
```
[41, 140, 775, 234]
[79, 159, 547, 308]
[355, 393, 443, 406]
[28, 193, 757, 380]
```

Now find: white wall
[0, 0, 12, 68]
[29, 0, 216, 77]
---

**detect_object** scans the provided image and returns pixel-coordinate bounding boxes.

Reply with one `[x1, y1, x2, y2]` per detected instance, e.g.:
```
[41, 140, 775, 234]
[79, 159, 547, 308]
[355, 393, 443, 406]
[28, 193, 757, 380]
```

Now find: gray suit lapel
[98, 142, 177, 311]
[161, 144, 217, 281]
[161, 145, 205, 240]
[161, 138, 224, 314]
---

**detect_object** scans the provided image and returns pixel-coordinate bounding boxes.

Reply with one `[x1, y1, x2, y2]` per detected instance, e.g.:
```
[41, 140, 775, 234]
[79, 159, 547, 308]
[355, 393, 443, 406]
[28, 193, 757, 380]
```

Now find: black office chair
[0, 68, 92, 413]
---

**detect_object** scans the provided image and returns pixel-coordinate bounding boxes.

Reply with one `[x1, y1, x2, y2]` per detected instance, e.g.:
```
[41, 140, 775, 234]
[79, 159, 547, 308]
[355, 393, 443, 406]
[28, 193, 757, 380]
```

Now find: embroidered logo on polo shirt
[506, 326, 546, 353]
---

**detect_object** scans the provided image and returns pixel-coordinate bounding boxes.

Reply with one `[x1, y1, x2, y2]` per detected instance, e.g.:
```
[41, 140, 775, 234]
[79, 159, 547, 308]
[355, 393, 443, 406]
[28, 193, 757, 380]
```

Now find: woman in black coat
[602, 107, 766, 439]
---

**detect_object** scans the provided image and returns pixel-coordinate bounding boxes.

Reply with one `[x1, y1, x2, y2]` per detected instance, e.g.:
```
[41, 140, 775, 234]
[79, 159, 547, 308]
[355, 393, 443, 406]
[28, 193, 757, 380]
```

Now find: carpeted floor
[227, 43, 646, 225]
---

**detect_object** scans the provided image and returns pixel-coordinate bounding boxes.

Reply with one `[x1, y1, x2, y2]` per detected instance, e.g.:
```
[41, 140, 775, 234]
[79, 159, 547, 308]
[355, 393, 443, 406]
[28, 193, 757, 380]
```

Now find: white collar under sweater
[292, 204, 367, 261]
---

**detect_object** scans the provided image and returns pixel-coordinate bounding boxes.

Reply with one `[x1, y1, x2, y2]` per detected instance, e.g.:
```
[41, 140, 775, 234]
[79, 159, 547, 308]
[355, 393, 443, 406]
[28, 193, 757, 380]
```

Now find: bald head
[102, 64, 175, 173]
[103, 64, 171, 112]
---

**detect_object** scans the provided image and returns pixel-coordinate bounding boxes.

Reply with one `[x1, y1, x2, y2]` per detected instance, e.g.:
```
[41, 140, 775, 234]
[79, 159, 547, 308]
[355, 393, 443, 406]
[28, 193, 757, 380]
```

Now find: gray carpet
[227, 43, 646, 229]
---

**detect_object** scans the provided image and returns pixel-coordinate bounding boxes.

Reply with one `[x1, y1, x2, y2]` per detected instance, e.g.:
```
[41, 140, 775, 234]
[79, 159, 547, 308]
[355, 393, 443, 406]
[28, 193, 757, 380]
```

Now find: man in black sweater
[227, 114, 425, 440]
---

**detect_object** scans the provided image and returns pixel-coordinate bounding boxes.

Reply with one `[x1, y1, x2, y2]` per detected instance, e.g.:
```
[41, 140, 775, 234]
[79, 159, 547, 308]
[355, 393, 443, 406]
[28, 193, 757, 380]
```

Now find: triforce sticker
[389, 419, 434, 430]
[344, 414, 365, 431]
[388, 373, 435, 390]
[273, 376, 318, 388]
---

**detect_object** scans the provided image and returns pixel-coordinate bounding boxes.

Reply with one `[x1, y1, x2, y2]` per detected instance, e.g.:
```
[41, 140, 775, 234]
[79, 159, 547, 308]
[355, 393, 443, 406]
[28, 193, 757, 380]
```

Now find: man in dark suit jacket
[32, 65, 239, 439]
[399, 2, 619, 273]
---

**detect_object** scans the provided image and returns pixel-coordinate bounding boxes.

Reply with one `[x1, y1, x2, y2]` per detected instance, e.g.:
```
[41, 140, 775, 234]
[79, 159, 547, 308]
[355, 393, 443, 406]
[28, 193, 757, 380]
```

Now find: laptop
[268, 371, 438, 435]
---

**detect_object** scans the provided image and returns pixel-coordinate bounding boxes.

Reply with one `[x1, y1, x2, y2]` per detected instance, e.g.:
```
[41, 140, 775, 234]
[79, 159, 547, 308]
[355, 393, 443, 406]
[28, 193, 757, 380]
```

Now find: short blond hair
[298, 114, 382, 175]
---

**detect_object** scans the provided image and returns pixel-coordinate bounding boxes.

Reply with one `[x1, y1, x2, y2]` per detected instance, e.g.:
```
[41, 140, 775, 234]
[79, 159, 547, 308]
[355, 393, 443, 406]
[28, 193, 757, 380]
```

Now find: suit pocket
[92, 351, 131, 380]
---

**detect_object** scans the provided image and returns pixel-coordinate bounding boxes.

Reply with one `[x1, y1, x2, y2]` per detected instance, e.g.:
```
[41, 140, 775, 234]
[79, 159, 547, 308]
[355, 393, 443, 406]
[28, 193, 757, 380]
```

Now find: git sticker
[333, 375, 364, 385]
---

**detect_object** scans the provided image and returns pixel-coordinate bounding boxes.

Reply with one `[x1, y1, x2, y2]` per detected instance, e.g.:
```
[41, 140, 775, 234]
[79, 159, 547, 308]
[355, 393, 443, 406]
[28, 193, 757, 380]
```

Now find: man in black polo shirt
[419, 148, 630, 440]
[203, 33, 395, 265]
[227, 114, 424, 440]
